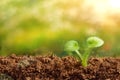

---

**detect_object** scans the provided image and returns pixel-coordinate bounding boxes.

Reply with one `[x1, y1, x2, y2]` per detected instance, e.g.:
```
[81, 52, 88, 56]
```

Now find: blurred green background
[0, 0, 120, 56]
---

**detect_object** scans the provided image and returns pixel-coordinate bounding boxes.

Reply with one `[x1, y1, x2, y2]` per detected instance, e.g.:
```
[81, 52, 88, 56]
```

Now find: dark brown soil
[0, 54, 120, 80]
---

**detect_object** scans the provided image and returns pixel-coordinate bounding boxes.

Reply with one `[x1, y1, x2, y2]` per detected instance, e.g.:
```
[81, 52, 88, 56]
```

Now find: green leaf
[87, 36, 104, 48]
[64, 40, 79, 52]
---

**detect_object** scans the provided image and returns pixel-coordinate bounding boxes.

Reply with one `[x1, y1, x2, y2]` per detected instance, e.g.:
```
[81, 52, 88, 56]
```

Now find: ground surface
[0, 54, 120, 80]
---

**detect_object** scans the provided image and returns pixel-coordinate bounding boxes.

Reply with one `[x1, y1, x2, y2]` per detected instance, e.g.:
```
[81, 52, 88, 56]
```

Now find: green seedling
[64, 36, 104, 67]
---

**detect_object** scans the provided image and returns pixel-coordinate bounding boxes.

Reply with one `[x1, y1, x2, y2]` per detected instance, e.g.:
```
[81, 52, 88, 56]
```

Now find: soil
[0, 54, 120, 80]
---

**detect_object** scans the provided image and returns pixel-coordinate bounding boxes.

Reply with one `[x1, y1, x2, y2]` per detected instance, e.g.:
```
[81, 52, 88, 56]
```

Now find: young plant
[64, 36, 104, 67]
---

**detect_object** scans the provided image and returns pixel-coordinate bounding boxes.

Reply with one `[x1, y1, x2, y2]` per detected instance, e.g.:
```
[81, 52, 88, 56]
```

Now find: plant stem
[82, 48, 91, 67]
[82, 59, 87, 67]
[75, 50, 82, 60]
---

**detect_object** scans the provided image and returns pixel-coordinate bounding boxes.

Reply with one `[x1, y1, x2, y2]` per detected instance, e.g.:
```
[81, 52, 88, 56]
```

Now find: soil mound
[0, 54, 120, 80]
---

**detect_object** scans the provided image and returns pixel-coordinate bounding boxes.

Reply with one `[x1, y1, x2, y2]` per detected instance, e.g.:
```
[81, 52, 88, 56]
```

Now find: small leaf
[87, 36, 104, 48]
[64, 40, 79, 51]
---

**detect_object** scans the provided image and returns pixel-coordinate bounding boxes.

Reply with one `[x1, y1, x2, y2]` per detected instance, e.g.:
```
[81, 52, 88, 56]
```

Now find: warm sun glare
[81, 0, 120, 26]
[109, 0, 120, 9]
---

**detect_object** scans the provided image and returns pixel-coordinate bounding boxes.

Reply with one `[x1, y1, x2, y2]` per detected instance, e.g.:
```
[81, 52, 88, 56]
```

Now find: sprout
[64, 40, 82, 59]
[64, 40, 79, 51]
[87, 37, 104, 48]
[64, 36, 104, 67]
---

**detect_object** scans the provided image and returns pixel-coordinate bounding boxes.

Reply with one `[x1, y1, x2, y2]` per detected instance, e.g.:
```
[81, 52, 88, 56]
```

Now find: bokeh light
[0, 0, 120, 57]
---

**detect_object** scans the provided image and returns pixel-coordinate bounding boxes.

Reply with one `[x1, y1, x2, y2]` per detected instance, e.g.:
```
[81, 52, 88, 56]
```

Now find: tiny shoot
[64, 36, 104, 67]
